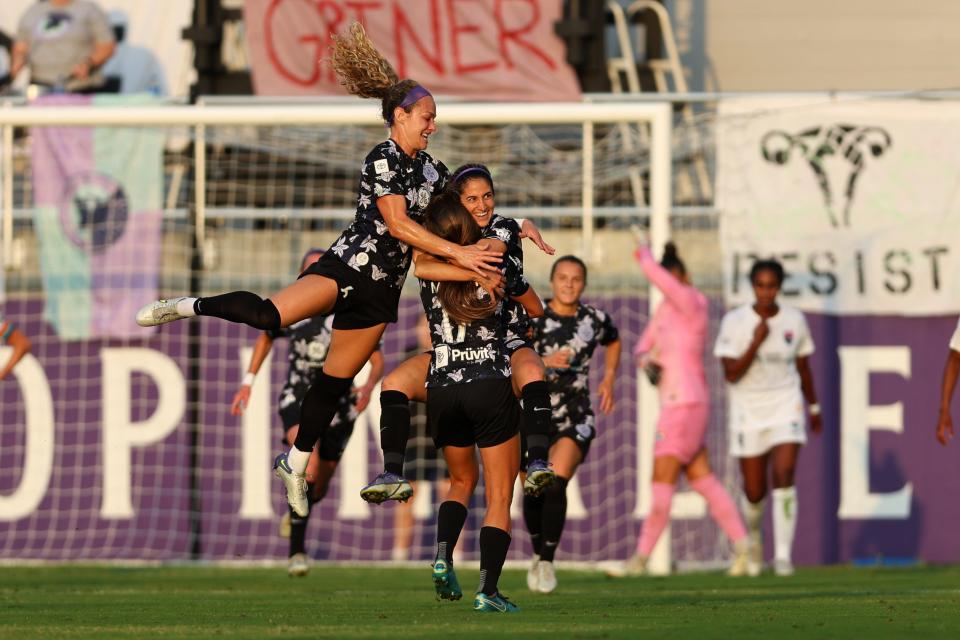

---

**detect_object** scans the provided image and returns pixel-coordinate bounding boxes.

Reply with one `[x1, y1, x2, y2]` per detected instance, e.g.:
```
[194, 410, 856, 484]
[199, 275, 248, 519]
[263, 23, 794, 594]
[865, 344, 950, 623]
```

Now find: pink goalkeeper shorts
[654, 402, 709, 464]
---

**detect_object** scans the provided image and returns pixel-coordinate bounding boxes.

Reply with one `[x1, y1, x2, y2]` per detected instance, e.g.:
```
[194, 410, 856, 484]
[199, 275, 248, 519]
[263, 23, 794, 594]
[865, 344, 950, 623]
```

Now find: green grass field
[1, 564, 957, 639]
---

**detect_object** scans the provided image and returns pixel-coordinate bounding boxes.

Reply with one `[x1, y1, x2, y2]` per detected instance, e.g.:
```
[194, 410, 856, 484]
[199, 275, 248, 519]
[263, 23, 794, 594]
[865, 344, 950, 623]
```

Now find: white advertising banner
[717, 97, 960, 316]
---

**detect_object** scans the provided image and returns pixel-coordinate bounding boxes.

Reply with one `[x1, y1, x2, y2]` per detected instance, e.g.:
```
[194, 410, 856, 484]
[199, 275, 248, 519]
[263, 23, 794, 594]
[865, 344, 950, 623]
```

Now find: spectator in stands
[936, 319, 960, 446]
[10, 0, 116, 91]
[0, 311, 32, 380]
[100, 10, 166, 96]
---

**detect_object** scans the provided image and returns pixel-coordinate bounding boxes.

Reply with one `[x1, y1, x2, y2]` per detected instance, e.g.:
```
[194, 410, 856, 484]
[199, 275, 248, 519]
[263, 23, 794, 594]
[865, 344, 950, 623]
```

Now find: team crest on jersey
[423, 163, 439, 182]
[784, 330, 794, 344]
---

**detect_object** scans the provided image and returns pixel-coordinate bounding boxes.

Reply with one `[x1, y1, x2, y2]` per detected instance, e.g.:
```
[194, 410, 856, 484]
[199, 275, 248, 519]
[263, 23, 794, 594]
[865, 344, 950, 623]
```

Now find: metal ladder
[606, 0, 712, 204]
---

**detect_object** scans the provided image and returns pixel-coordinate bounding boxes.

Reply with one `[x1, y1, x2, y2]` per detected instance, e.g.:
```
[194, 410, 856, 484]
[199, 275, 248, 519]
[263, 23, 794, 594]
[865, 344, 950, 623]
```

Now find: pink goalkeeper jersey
[634, 246, 709, 406]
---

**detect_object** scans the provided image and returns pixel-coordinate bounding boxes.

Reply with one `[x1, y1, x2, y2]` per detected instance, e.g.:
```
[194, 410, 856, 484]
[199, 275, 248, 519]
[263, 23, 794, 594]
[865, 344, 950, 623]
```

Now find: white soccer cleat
[278, 511, 291, 539]
[526, 555, 540, 592]
[774, 558, 795, 577]
[288, 552, 310, 577]
[537, 560, 557, 593]
[605, 553, 648, 578]
[136, 297, 191, 327]
[274, 453, 309, 517]
[728, 539, 751, 577]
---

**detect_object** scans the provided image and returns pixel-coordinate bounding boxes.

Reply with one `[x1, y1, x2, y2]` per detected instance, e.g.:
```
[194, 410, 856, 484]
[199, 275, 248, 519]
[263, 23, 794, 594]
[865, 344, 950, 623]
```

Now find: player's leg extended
[685, 450, 750, 575]
[137, 273, 338, 329]
[475, 434, 521, 612]
[363, 352, 430, 503]
[432, 445, 478, 601]
[510, 347, 555, 495]
[630, 455, 682, 574]
[276, 324, 385, 516]
[770, 443, 801, 576]
[739, 453, 770, 576]
[534, 437, 582, 593]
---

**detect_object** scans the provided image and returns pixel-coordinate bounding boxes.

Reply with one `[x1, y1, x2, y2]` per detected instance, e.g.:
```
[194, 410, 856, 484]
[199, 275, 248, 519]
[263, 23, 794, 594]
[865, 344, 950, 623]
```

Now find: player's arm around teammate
[0, 312, 31, 380]
[135, 23, 502, 517]
[935, 318, 960, 445]
[715, 259, 820, 577]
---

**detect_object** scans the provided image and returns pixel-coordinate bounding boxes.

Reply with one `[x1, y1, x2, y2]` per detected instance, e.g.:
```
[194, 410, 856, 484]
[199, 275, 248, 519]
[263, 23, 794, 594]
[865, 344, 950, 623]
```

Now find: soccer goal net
[0, 98, 733, 569]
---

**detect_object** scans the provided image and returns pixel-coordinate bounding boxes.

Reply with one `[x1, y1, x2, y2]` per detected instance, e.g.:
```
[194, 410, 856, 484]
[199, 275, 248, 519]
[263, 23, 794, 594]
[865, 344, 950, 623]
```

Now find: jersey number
[440, 310, 466, 344]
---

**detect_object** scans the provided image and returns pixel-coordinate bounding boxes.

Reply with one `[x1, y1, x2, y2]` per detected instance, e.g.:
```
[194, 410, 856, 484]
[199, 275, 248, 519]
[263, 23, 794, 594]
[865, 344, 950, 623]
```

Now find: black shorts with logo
[299, 251, 401, 330]
[521, 420, 597, 464]
[428, 377, 520, 449]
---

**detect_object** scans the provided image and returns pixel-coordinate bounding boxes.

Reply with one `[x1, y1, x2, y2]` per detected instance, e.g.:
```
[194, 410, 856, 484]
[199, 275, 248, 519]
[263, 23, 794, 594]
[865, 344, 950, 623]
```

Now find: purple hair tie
[399, 84, 432, 111]
[452, 166, 492, 184]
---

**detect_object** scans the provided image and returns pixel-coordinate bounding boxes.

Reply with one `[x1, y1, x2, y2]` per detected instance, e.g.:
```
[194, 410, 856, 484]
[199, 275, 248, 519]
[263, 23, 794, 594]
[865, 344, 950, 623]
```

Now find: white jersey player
[714, 259, 821, 577]
[935, 318, 960, 445]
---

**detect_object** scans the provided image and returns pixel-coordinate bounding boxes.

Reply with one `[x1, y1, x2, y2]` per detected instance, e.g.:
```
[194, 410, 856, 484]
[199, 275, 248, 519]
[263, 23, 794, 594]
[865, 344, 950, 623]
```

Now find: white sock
[175, 297, 198, 317]
[743, 496, 765, 542]
[287, 446, 311, 474]
[772, 487, 797, 563]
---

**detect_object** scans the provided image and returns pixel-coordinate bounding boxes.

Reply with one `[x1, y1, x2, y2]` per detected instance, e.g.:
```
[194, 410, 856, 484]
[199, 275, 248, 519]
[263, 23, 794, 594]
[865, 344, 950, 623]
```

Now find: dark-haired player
[523, 255, 621, 593]
[230, 249, 383, 576]
[714, 258, 822, 577]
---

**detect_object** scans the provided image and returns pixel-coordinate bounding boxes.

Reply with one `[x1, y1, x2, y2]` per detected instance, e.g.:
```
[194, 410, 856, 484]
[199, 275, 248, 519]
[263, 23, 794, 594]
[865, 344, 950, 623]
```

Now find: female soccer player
[362, 163, 557, 504]
[714, 258, 821, 576]
[0, 311, 31, 380]
[935, 317, 960, 446]
[135, 23, 501, 517]
[614, 236, 749, 578]
[417, 191, 521, 613]
[523, 255, 621, 593]
[229, 248, 383, 576]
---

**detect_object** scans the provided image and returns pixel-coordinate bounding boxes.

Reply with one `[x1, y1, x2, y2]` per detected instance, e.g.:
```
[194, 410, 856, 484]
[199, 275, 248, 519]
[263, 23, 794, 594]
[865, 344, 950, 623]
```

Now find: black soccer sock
[522, 493, 546, 556]
[193, 291, 281, 331]
[520, 381, 551, 462]
[379, 390, 411, 476]
[538, 476, 569, 562]
[435, 501, 469, 564]
[289, 499, 311, 556]
[294, 372, 354, 453]
[478, 526, 512, 596]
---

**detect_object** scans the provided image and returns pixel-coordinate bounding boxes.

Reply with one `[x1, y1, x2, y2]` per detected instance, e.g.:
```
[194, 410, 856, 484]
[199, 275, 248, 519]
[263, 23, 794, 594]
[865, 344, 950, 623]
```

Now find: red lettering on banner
[394, 0, 445, 78]
[265, 0, 325, 87]
[317, 1, 348, 84]
[494, 0, 554, 71]
[447, 0, 498, 75]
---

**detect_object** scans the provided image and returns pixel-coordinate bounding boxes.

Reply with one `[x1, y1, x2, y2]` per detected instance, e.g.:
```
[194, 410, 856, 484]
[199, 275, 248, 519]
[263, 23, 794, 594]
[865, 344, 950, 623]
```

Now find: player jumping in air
[714, 259, 822, 576]
[524, 255, 621, 593]
[361, 163, 558, 505]
[229, 249, 383, 576]
[135, 23, 502, 517]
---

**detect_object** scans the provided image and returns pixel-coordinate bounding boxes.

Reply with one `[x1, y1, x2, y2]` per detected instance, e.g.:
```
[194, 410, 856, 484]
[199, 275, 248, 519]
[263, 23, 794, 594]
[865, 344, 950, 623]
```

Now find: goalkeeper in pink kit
[611, 231, 749, 576]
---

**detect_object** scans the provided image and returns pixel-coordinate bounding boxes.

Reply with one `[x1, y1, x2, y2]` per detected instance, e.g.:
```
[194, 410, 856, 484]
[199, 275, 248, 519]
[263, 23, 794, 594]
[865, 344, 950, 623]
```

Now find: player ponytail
[330, 22, 430, 126]
[660, 241, 687, 277]
[423, 192, 498, 325]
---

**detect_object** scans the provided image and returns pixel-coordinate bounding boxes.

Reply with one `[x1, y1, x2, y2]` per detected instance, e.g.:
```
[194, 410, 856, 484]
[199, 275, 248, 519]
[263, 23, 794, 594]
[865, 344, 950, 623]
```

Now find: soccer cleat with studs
[135, 297, 191, 327]
[273, 452, 309, 517]
[360, 472, 413, 504]
[432, 559, 463, 601]
[473, 592, 520, 613]
[523, 459, 555, 497]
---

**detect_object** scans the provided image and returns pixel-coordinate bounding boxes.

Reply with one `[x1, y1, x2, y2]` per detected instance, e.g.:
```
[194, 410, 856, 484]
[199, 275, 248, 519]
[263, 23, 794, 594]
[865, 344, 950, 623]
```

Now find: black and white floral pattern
[530, 302, 619, 431]
[419, 280, 511, 388]
[328, 139, 449, 291]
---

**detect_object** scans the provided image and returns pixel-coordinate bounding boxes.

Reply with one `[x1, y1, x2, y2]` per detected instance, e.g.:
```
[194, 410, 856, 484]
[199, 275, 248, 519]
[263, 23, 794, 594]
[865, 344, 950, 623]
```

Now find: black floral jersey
[530, 301, 619, 430]
[419, 280, 511, 388]
[328, 139, 449, 290]
[268, 314, 381, 402]
[481, 214, 532, 351]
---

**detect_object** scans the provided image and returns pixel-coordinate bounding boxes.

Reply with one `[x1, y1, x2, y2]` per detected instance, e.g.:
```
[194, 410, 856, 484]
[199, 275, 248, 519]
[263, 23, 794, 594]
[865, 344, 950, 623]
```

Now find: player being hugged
[134, 23, 501, 517]
[230, 248, 383, 577]
[714, 258, 822, 577]
[417, 191, 522, 613]
[524, 255, 621, 594]
[611, 234, 749, 578]
[361, 163, 557, 504]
